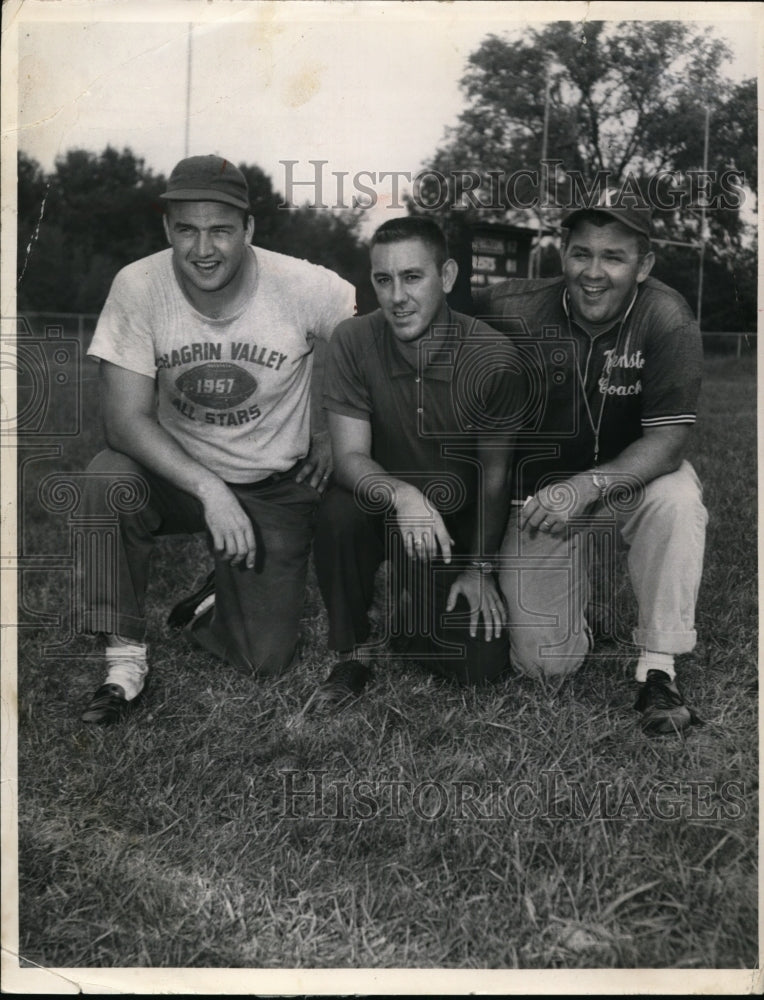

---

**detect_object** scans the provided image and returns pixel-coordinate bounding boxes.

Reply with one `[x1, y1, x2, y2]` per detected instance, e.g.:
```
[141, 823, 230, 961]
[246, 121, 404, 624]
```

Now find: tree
[260, 205, 374, 312]
[416, 21, 756, 326]
[237, 162, 372, 307]
[17, 147, 167, 312]
[426, 23, 753, 211]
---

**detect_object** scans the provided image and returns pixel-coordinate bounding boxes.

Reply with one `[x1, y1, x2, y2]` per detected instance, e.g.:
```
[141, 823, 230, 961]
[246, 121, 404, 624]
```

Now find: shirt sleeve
[304, 262, 357, 342]
[86, 267, 157, 379]
[641, 305, 703, 428]
[322, 320, 372, 420]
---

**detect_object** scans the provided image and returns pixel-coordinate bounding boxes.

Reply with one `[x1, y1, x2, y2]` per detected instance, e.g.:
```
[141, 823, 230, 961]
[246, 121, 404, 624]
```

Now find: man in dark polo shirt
[476, 187, 707, 735]
[310, 217, 526, 704]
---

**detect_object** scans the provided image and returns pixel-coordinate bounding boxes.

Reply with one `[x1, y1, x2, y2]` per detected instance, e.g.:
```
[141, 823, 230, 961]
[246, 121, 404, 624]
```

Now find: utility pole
[534, 67, 551, 278]
[184, 25, 193, 158]
[696, 103, 710, 327]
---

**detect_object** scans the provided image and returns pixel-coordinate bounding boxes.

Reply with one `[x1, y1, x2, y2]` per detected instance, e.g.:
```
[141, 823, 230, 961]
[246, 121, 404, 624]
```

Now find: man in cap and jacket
[79, 154, 355, 723]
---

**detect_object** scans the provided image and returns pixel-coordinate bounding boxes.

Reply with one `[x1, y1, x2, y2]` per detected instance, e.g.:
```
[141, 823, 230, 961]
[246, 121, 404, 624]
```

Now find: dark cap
[160, 155, 250, 211]
[562, 184, 652, 238]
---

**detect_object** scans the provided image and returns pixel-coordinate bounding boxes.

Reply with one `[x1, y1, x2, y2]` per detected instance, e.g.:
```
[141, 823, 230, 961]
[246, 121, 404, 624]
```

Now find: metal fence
[698, 331, 757, 358]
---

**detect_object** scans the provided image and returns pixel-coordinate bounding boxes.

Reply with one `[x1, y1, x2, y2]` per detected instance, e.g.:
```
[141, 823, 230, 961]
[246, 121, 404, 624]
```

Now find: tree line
[415, 20, 757, 331]
[16, 147, 377, 317]
[16, 22, 757, 330]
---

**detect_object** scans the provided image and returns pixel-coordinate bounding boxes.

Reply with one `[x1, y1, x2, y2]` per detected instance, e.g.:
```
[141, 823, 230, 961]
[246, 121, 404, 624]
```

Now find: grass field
[12, 350, 758, 971]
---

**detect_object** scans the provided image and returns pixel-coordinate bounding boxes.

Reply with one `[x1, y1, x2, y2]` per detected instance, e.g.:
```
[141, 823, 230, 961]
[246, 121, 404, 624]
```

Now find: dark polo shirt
[324, 304, 527, 523]
[474, 276, 702, 498]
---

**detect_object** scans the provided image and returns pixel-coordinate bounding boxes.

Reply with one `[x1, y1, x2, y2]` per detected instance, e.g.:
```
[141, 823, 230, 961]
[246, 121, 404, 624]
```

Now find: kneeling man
[477, 188, 707, 735]
[80, 155, 355, 723]
[311, 217, 526, 704]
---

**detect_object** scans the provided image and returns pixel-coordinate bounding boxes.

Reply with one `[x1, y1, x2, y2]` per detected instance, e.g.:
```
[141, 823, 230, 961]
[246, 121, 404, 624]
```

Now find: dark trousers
[313, 487, 509, 686]
[80, 448, 320, 675]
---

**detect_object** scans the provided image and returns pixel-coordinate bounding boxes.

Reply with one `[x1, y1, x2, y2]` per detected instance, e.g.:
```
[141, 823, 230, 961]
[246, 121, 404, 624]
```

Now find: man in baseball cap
[561, 183, 653, 239]
[78, 154, 356, 723]
[160, 154, 251, 210]
[476, 177, 707, 737]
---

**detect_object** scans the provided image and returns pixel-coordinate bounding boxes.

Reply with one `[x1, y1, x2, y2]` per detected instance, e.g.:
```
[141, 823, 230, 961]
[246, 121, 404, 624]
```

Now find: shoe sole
[81, 685, 146, 725]
[81, 700, 129, 724]
[303, 662, 372, 714]
[640, 706, 692, 736]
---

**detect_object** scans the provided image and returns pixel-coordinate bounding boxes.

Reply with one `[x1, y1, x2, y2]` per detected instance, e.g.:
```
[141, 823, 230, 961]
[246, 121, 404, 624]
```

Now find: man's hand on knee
[520, 475, 600, 535]
[295, 430, 332, 493]
[446, 569, 506, 640]
[393, 483, 453, 563]
[202, 483, 256, 569]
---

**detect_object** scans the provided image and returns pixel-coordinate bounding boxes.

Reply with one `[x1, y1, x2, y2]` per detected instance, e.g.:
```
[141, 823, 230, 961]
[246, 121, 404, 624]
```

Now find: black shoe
[634, 669, 699, 736]
[312, 659, 372, 710]
[167, 570, 215, 630]
[81, 683, 131, 725]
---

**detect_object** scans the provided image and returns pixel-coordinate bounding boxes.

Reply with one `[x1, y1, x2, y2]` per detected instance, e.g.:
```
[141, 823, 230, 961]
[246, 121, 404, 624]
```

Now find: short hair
[561, 210, 651, 258]
[370, 216, 448, 269]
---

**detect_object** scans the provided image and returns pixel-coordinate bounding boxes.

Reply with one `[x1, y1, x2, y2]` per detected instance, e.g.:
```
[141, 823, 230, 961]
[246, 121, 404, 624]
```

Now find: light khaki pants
[499, 462, 708, 679]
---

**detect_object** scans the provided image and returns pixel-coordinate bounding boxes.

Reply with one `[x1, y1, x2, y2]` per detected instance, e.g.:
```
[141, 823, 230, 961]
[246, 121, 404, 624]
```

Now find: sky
[6, 0, 762, 231]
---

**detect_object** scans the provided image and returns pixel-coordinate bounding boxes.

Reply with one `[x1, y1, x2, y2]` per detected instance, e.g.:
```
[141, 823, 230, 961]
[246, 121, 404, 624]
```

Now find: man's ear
[441, 258, 458, 294]
[637, 251, 655, 284]
[162, 213, 171, 244]
[245, 214, 255, 243]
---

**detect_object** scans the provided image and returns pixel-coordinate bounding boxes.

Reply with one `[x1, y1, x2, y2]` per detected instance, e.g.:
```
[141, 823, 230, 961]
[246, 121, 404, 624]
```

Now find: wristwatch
[591, 471, 608, 502]
[470, 559, 496, 574]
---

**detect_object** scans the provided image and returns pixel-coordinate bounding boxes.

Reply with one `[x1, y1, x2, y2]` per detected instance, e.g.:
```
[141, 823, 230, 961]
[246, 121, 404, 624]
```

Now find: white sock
[635, 650, 675, 684]
[104, 644, 148, 701]
[193, 593, 215, 618]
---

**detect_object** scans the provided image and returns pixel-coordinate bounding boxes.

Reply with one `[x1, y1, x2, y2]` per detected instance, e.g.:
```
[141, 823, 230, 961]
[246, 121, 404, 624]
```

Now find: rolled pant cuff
[632, 628, 697, 655]
[81, 610, 146, 644]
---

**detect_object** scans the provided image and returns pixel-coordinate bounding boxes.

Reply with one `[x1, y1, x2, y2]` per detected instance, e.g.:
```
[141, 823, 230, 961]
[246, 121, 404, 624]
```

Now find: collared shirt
[474, 276, 702, 498]
[324, 304, 527, 518]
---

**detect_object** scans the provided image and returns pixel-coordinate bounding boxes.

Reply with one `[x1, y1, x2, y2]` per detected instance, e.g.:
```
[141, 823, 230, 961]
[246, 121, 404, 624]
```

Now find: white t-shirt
[88, 246, 356, 482]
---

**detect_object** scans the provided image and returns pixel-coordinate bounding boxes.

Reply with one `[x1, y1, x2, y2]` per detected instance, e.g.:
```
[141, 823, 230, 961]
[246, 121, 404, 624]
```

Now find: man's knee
[82, 449, 151, 521]
[509, 630, 588, 681]
[250, 640, 299, 678]
[641, 462, 707, 523]
[191, 605, 300, 677]
[86, 448, 143, 477]
[407, 636, 509, 687]
[444, 609, 510, 686]
[461, 637, 509, 686]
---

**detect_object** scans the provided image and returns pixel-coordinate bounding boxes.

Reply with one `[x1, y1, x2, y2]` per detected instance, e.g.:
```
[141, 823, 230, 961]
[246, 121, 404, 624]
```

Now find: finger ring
[542, 519, 551, 527]
[414, 540, 423, 546]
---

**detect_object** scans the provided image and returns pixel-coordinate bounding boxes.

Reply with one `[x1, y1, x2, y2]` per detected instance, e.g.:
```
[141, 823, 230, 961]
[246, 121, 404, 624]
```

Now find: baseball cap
[562, 184, 652, 238]
[160, 155, 250, 211]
